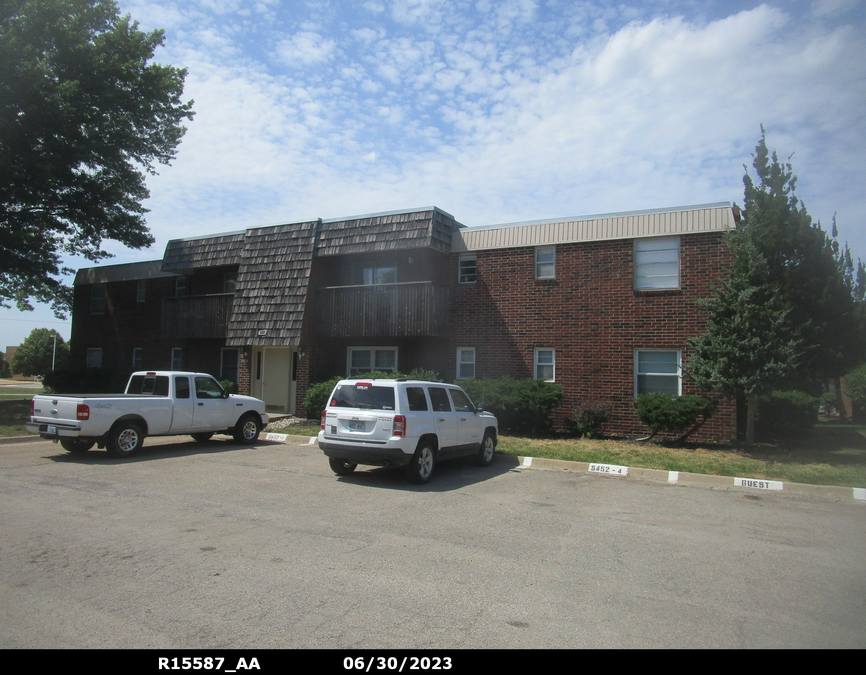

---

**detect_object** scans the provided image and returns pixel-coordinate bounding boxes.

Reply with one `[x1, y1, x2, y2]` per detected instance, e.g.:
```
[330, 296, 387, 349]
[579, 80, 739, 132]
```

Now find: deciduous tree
[10, 328, 69, 376]
[0, 0, 194, 317]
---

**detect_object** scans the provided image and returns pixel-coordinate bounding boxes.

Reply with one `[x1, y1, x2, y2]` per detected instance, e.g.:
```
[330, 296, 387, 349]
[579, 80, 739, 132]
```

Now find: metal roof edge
[462, 202, 733, 232]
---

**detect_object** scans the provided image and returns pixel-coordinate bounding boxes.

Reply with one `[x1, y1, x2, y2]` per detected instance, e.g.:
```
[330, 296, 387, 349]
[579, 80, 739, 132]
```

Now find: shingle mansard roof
[76, 203, 735, 347]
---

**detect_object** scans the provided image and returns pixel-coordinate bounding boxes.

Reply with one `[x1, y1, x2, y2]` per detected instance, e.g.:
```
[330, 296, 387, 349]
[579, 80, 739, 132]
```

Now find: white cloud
[276, 31, 337, 66]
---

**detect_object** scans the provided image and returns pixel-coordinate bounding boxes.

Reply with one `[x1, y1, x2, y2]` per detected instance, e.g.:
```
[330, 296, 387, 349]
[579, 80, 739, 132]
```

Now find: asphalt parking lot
[1, 434, 864, 649]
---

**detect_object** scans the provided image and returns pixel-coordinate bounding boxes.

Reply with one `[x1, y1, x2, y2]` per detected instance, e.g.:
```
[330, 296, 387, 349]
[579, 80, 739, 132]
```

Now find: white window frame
[456, 348, 476, 380]
[534, 348, 555, 381]
[136, 280, 146, 303]
[86, 348, 103, 369]
[634, 349, 682, 396]
[132, 347, 143, 370]
[347, 347, 398, 377]
[634, 236, 680, 290]
[458, 253, 477, 284]
[171, 347, 183, 371]
[535, 246, 555, 279]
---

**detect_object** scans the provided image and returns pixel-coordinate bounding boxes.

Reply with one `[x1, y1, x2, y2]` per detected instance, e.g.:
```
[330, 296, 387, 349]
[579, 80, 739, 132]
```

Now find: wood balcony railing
[161, 294, 234, 340]
[315, 282, 449, 338]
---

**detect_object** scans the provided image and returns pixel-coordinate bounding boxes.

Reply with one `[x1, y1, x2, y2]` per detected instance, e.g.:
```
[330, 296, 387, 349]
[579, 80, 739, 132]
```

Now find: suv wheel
[406, 442, 435, 484]
[475, 432, 496, 467]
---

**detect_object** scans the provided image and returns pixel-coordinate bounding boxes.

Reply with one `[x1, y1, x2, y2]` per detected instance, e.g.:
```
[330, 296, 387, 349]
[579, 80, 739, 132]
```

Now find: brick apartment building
[69, 202, 738, 442]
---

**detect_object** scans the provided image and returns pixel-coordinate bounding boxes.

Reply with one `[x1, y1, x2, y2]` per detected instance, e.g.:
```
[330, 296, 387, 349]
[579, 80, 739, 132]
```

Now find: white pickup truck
[27, 371, 269, 458]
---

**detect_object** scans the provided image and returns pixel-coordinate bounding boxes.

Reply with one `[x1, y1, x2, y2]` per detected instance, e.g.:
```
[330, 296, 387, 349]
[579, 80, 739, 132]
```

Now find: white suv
[318, 379, 499, 483]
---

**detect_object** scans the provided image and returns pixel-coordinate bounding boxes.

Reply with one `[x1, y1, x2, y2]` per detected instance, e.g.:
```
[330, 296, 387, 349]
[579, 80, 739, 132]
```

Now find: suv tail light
[393, 414, 406, 437]
[77, 404, 90, 420]
[30, 399, 35, 417]
[320, 410, 326, 430]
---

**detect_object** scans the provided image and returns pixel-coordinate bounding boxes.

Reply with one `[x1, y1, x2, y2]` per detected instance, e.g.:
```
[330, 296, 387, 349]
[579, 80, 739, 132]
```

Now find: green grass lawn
[498, 423, 866, 488]
[4, 390, 864, 488]
[0, 396, 34, 437]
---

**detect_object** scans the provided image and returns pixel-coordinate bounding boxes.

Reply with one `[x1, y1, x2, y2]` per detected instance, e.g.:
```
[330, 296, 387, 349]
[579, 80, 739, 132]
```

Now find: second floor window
[535, 246, 555, 279]
[132, 348, 143, 370]
[635, 236, 680, 290]
[362, 265, 397, 285]
[175, 276, 188, 297]
[90, 284, 106, 314]
[459, 254, 477, 284]
[136, 280, 146, 303]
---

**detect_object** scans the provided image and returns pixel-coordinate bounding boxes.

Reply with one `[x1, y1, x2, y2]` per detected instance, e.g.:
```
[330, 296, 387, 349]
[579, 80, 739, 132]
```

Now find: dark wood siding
[315, 282, 449, 338]
[161, 294, 234, 339]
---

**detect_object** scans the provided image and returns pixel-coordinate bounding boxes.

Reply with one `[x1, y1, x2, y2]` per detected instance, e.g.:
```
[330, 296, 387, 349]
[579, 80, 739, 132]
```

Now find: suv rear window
[330, 383, 396, 410]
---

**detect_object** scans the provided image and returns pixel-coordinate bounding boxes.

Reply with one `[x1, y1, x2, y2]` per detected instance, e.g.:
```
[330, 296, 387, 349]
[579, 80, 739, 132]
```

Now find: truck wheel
[329, 457, 357, 476]
[233, 414, 261, 444]
[474, 432, 496, 467]
[191, 432, 214, 443]
[106, 422, 144, 458]
[60, 438, 95, 455]
[406, 442, 436, 484]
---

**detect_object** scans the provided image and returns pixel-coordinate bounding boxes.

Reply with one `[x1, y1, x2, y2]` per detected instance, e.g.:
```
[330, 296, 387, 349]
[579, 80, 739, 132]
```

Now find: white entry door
[254, 347, 297, 413]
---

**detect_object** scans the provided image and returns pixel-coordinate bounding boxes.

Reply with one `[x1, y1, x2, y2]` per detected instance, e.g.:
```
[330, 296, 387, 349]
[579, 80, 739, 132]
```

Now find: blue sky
[2, 0, 865, 349]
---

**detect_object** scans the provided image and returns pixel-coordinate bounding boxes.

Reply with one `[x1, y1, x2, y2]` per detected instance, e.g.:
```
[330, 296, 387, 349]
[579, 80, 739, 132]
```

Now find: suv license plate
[48, 425, 57, 434]
[348, 422, 365, 432]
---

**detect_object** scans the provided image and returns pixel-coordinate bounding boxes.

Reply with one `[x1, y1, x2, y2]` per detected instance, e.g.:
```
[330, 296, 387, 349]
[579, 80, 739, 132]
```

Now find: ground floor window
[171, 347, 183, 371]
[456, 348, 475, 379]
[534, 348, 555, 381]
[635, 350, 681, 396]
[132, 347, 143, 370]
[86, 348, 103, 369]
[347, 347, 397, 377]
[221, 348, 239, 385]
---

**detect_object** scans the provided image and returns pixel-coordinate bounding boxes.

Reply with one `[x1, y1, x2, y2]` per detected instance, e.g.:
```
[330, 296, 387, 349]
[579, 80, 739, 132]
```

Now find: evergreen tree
[686, 235, 802, 445]
[740, 129, 865, 398]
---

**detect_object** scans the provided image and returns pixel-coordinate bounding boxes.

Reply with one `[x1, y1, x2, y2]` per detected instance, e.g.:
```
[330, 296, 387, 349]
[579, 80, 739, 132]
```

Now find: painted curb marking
[734, 477, 784, 491]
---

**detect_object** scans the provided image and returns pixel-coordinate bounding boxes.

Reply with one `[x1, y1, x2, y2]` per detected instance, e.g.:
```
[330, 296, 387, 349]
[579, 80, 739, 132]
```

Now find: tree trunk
[834, 376, 848, 422]
[745, 393, 757, 447]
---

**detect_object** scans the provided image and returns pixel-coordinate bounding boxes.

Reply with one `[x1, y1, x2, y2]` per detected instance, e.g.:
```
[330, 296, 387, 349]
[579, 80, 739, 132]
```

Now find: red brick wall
[448, 233, 736, 442]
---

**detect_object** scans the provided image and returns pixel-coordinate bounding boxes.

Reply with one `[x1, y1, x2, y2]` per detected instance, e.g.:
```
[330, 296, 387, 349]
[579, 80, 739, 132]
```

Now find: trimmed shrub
[406, 368, 443, 382]
[303, 376, 342, 420]
[569, 401, 612, 438]
[636, 393, 715, 439]
[303, 369, 444, 420]
[460, 377, 563, 435]
[220, 379, 236, 394]
[755, 390, 819, 441]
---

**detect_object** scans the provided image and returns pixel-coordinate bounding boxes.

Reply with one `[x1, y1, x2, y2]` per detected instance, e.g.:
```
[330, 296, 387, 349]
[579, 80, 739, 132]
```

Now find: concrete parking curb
[0, 434, 42, 445]
[517, 455, 866, 503]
